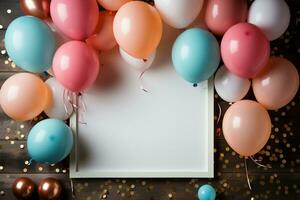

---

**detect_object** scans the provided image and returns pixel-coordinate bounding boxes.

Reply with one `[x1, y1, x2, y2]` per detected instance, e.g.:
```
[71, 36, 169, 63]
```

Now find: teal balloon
[198, 184, 216, 200]
[172, 28, 220, 84]
[27, 119, 73, 164]
[4, 16, 55, 73]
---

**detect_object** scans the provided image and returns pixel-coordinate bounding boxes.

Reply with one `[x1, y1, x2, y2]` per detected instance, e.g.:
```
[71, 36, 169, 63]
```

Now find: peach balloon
[222, 100, 271, 156]
[205, 0, 248, 36]
[86, 11, 117, 52]
[252, 57, 299, 110]
[97, 0, 132, 11]
[0, 73, 48, 121]
[113, 1, 163, 59]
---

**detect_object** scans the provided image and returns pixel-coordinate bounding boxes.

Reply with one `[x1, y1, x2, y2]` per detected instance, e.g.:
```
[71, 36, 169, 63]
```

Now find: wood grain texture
[0, 0, 299, 199]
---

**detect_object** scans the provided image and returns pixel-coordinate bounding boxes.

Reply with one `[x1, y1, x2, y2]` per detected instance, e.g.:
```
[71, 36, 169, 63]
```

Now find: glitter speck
[23, 168, 28, 173]
[7, 9, 12, 14]
[1, 50, 6, 55]
[0, 166, 4, 171]
[20, 144, 24, 149]
[38, 167, 43, 172]
[55, 168, 60, 173]
[168, 193, 173, 199]
[0, 191, 5, 196]
[0, 25, 3, 29]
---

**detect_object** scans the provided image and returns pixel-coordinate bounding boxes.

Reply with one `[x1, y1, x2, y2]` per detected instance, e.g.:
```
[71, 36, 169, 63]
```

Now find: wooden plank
[0, 173, 299, 200]
[0, 0, 22, 30]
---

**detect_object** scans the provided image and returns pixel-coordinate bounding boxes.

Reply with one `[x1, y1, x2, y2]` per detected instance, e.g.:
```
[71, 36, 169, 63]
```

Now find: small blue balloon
[172, 28, 220, 84]
[27, 119, 73, 164]
[5, 16, 55, 73]
[198, 184, 216, 200]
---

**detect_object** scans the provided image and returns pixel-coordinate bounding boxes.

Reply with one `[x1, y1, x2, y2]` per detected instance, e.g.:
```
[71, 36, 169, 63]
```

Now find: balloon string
[78, 94, 87, 125]
[28, 159, 33, 166]
[244, 157, 252, 191]
[63, 90, 87, 125]
[250, 156, 271, 169]
[63, 89, 73, 117]
[216, 102, 222, 137]
[139, 70, 149, 93]
[70, 178, 76, 199]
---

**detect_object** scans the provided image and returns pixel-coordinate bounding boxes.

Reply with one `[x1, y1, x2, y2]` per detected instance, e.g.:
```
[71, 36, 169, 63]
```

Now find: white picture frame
[70, 25, 214, 178]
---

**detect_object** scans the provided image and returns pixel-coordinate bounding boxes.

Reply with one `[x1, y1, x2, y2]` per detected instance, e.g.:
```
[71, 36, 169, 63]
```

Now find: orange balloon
[252, 57, 299, 110]
[113, 1, 163, 59]
[97, 0, 132, 11]
[86, 11, 117, 52]
[0, 73, 48, 121]
[222, 100, 271, 156]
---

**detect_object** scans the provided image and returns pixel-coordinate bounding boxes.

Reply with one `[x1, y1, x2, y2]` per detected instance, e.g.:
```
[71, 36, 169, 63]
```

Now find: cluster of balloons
[202, 0, 299, 158]
[0, 0, 298, 171]
[12, 177, 62, 200]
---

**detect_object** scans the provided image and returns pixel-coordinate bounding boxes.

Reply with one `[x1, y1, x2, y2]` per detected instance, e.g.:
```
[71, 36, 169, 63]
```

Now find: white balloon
[214, 66, 251, 102]
[154, 0, 204, 29]
[44, 78, 73, 120]
[119, 47, 156, 71]
[248, 0, 290, 41]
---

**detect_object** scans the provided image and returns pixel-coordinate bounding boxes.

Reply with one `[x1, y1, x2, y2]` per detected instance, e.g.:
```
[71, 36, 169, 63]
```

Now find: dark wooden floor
[0, 0, 299, 199]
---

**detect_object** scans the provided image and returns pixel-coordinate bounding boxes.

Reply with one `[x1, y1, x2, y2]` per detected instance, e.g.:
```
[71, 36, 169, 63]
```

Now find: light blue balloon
[172, 28, 220, 84]
[198, 184, 216, 200]
[5, 16, 55, 73]
[27, 119, 73, 164]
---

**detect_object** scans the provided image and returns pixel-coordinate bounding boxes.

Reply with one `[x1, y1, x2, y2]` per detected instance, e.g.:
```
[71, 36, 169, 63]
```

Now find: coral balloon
[50, 0, 99, 40]
[154, 0, 204, 29]
[53, 41, 100, 92]
[5, 16, 55, 73]
[221, 23, 270, 78]
[44, 78, 73, 120]
[252, 57, 299, 110]
[113, 1, 162, 59]
[38, 178, 62, 200]
[214, 66, 250, 102]
[0, 73, 48, 121]
[223, 100, 271, 156]
[205, 0, 248, 36]
[86, 11, 117, 52]
[97, 0, 133, 11]
[20, 0, 50, 19]
[248, 0, 290, 41]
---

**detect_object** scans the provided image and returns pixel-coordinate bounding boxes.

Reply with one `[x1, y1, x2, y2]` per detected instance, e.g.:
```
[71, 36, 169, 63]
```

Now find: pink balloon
[222, 100, 271, 156]
[50, 0, 99, 40]
[221, 23, 270, 78]
[52, 41, 100, 92]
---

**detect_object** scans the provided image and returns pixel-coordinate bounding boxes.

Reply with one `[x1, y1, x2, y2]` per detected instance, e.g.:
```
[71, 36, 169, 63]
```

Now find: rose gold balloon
[12, 177, 35, 199]
[97, 0, 132, 11]
[113, 1, 162, 59]
[20, 0, 50, 19]
[0, 73, 48, 121]
[86, 11, 117, 52]
[253, 57, 299, 110]
[205, 0, 248, 36]
[38, 178, 62, 200]
[222, 100, 271, 156]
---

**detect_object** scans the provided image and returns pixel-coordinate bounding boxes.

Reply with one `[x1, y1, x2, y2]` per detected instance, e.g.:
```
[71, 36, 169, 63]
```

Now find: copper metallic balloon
[12, 177, 35, 200]
[38, 178, 62, 200]
[20, 0, 51, 19]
